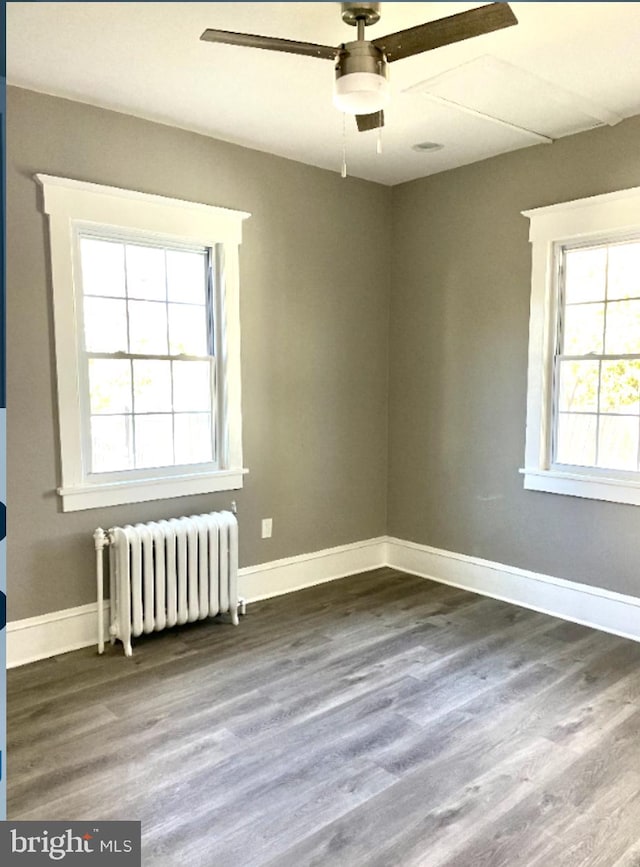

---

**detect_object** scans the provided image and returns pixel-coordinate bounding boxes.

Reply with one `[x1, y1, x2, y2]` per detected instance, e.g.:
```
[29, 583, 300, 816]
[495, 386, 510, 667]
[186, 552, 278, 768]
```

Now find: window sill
[521, 468, 640, 507]
[58, 468, 248, 512]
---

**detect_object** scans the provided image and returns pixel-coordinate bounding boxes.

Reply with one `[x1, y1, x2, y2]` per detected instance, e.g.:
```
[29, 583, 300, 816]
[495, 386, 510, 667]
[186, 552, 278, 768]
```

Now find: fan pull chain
[377, 122, 383, 155]
[341, 112, 348, 178]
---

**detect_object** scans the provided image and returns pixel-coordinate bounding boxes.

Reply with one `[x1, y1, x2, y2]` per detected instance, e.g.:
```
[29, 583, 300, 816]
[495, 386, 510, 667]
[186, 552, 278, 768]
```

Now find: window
[37, 174, 250, 511]
[80, 235, 215, 473]
[554, 240, 640, 472]
[522, 186, 640, 506]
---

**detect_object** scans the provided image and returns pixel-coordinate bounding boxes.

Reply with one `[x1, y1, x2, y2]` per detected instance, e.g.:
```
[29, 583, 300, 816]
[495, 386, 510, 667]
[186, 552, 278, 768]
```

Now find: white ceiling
[7, 2, 640, 185]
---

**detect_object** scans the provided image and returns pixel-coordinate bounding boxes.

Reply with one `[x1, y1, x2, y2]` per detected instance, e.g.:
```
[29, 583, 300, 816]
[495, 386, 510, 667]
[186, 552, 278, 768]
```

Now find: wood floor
[8, 568, 640, 866]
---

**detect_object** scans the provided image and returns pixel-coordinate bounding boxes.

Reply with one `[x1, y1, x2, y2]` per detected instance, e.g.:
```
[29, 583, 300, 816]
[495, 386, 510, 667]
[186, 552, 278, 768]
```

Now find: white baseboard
[8, 534, 639, 668]
[6, 537, 387, 668]
[239, 536, 387, 603]
[386, 537, 640, 643]
[7, 601, 112, 669]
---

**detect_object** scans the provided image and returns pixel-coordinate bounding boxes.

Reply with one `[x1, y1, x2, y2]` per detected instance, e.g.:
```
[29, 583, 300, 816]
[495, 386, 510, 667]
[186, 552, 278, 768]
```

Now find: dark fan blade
[200, 29, 338, 60]
[372, 2, 517, 63]
[356, 111, 384, 132]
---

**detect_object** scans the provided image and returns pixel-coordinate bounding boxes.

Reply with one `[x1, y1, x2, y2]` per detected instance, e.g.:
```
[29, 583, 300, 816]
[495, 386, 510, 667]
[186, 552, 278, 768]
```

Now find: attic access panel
[405, 55, 621, 140]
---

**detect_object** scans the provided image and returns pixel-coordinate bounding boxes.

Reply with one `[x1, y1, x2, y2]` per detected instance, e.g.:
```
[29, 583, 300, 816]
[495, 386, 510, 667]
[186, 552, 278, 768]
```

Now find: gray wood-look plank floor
[8, 568, 640, 866]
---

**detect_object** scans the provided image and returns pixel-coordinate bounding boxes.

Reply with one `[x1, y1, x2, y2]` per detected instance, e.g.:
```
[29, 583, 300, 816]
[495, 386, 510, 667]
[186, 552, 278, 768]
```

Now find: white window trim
[36, 174, 250, 512]
[521, 185, 640, 506]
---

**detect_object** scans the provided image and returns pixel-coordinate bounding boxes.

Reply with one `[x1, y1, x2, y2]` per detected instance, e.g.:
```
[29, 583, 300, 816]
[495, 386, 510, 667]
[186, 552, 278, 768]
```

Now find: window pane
[174, 414, 213, 464]
[564, 247, 607, 304]
[91, 415, 133, 473]
[172, 361, 211, 412]
[561, 303, 604, 355]
[608, 242, 640, 301]
[168, 303, 208, 355]
[128, 300, 168, 355]
[555, 413, 597, 466]
[134, 415, 174, 468]
[126, 244, 166, 301]
[89, 359, 132, 414]
[167, 250, 207, 305]
[604, 300, 640, 355]
[80, 238, 125, 297]
[557, 360, 599, 413]
[599, 360, 640, 414]
[133, 360, 172, 413]
[597, 416, 639, 471]
[83, 297, 128, 352]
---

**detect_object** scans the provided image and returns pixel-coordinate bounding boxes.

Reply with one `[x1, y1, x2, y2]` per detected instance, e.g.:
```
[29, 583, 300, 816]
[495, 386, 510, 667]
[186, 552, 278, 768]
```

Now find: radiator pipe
[94, 527, 108, 654]
[229, 502, 246, 617]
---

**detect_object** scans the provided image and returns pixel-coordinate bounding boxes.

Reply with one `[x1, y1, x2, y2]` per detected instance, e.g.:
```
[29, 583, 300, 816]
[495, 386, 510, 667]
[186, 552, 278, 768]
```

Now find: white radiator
[94, 510, 242, 657]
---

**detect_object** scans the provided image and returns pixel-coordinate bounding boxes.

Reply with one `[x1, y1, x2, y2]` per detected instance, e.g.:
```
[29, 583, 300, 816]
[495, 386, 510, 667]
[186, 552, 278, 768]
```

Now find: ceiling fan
[201, 2, 518, 132]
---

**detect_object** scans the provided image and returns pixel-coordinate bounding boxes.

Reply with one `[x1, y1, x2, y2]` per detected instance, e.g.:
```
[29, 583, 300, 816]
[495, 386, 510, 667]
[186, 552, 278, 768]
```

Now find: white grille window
[522, 187, 640, 506]
[37, 175, 249, 511]
[554, 239, 640, 474]
[79, 236, 216, 474]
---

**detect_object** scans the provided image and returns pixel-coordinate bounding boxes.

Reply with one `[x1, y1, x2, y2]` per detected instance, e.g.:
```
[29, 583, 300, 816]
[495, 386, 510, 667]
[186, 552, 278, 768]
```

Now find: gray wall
[388, 115, 640, 597]
[8, 85, 640, 623]
[7, 87, 391, 620]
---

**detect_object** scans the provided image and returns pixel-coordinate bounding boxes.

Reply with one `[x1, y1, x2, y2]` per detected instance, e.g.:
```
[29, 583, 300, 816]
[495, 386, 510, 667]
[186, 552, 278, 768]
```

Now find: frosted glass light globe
[333, 72, 390, 115]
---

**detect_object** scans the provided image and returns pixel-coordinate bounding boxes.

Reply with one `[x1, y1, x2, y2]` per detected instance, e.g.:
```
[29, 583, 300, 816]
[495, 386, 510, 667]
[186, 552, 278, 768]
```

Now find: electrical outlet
[261, 518, 273, 539]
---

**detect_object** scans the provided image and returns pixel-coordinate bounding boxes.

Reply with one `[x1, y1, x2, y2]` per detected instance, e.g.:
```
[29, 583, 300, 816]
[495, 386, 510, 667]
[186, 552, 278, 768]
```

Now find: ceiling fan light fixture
[201, 3, 518, 132]
[333, 72, 390, 114]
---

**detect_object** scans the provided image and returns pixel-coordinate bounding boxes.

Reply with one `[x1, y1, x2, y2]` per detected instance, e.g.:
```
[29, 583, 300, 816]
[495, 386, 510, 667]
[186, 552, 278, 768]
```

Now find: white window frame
[521, 185, 640, 506]
[36, 174, 250, 512]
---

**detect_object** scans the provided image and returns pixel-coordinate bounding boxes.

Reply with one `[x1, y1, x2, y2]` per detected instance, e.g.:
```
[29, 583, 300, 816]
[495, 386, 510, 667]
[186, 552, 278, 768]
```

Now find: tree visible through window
[554, 239, 640, 473]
